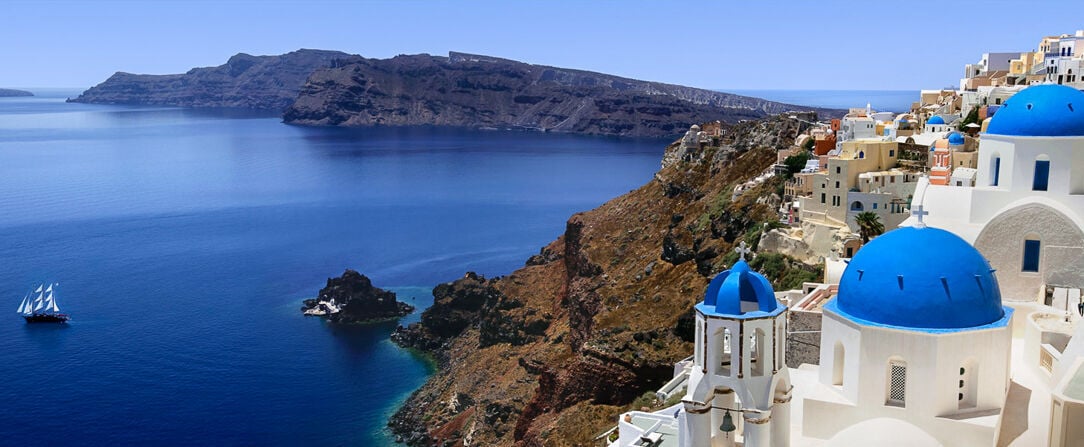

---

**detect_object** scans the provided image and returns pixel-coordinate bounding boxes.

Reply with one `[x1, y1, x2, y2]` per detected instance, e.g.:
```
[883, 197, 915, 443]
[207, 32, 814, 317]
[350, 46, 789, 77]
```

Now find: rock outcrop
[302, 269, 413, 323]
[388, 114, 823, 446]
[283, 51, 841, 138]
[68, 49, 351, 110]
[0, 89, 33, 97]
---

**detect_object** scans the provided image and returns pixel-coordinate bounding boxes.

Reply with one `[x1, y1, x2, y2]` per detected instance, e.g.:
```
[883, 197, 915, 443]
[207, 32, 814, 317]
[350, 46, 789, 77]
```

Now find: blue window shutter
[1033, 160, 1050, 191]
[993, 157, 1001, 186]
[1023, 240, 1041, 272]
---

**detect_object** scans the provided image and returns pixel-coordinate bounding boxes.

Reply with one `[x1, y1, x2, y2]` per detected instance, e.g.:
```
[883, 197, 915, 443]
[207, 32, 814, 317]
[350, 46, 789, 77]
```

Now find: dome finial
[735, 241, 753, 261]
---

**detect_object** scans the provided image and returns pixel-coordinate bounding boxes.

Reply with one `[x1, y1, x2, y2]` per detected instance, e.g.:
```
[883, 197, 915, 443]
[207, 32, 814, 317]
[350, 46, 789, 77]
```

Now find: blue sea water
[0, 92, 665, 445]
[727, 89, 920, 114]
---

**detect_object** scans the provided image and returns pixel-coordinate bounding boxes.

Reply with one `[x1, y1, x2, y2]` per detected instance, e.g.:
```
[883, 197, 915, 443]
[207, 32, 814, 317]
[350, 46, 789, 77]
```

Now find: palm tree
[855, 211, 885, 244]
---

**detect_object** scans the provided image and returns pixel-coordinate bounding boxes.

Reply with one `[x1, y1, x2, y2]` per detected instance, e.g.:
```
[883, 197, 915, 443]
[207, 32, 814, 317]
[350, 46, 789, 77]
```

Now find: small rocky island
[302, 269, 414, 323]
[0, 88, 33, 97]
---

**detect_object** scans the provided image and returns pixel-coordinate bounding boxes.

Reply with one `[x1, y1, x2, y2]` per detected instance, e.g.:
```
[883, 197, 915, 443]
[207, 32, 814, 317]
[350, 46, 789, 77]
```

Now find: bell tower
[682, 243, 792, 447]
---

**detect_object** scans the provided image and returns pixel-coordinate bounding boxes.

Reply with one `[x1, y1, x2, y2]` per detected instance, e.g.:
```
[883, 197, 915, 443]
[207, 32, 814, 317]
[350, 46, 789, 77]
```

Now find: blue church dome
[832, 227, 1005, 330]
[698, 259, 781, 318]
[927, 115, 945, 125]
[947, 131, 965, 146]
[986, 84, 1084, 136]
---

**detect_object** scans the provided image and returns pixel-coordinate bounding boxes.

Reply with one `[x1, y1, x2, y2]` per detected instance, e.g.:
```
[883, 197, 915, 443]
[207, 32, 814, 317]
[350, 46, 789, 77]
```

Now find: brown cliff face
[390, 114, 823, 446]
[283, 52, 841, 138]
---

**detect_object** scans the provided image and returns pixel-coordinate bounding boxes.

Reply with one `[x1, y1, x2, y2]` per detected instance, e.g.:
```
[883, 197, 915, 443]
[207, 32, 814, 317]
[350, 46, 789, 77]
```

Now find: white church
[608, 84, 1084, 447]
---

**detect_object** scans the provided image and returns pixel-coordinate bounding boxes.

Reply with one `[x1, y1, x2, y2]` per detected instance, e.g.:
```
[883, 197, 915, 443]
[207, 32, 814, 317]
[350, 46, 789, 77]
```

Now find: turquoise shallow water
[0, 92, 665, 445]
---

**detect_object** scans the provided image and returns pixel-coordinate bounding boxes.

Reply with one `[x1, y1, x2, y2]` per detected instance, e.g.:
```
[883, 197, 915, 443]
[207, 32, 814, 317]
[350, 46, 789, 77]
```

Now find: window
[836, 166, 841, 174]
[1034, 158, 1050, 191]
[751, 329, 766, 376]
[887, 360, 907, 405]
[992, 156, 1001, 186]
[873, 203, 878, 210]
[858, 151, 865, 159]
[889, 149, 895, 157]
[959, 361, 978, 409]
[832, 342, 845, 386]
[890, 177, 895, 183]
[996, 98, 1002, 105]
[716, 328, 733, 377]
[850, 201, 864, 211]
[835, 181, 840, 189]
[821, 193, 826, 204]
[1023, 239, 1041, 272]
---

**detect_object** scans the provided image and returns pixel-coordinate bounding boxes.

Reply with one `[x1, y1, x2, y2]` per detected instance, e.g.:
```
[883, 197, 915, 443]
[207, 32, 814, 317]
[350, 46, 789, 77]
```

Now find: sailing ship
[16, 283, 70, 323]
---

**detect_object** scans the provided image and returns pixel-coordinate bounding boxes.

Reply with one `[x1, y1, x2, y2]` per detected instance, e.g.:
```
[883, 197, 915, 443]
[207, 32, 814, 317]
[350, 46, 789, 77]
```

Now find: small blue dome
[834, 227, 1004, 329]
[986, 84, 1084, 136]
[927, 115, 945, 125]
[699, 259, 780, 317]
[948, 132, 965, 146]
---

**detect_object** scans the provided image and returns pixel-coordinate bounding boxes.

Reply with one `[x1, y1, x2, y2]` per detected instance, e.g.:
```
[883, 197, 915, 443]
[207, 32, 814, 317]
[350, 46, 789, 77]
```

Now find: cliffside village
[608, 30, 1084, 447]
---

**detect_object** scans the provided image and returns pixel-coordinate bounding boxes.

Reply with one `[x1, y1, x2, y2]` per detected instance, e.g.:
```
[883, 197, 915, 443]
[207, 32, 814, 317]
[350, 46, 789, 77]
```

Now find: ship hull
[23, 313, 70, 323]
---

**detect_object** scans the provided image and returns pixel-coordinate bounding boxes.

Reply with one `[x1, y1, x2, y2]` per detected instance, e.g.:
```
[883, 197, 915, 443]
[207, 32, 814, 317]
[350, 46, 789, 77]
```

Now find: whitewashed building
[905, 84, 1084, 303]
[802, 225, 1013, 445]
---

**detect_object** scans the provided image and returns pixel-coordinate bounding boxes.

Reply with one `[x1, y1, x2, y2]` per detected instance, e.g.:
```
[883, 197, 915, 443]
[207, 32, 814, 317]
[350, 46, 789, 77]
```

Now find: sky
[4, 0, 1084, 91]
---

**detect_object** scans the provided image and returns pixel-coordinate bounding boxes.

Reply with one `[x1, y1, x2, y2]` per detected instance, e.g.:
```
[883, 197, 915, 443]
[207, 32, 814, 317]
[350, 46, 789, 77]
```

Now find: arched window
[695, 319, 704, 368]
[850, 201, 864, 211]
[832, 342, 845, 386]
[1034, 155, 1050, 191]
[716, 327, 733, 377]
[959, 360, 978, 410]
[858, 151, 865, 159]
[751, 328, 766, 376]
[887, 359, 907, 406]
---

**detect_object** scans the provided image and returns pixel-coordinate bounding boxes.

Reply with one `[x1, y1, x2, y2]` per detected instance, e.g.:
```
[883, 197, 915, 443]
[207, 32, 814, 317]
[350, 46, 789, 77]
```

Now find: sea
[0, 91, 666, 445]
[0, 89, 906, 445]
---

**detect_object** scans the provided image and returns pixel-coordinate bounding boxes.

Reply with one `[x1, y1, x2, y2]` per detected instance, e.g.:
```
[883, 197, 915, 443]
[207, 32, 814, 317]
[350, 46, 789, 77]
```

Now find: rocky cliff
[389, 114, 823, 446]
[283, 51, 841, 138]
[0, 88, 33, 97]
[68, 49, 350, 110]
[302, 269, 413, 323]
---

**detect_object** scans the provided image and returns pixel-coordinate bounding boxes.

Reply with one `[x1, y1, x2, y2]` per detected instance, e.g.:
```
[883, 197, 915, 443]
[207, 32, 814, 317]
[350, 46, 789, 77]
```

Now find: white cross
[735, 241, 753, 261]
[912, 204, 929, 228]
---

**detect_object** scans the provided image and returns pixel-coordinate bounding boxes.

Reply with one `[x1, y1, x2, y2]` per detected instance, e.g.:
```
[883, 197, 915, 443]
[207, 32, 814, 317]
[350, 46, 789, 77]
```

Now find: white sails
[16, 292, 29, 314]
[16, 283, 61, 315]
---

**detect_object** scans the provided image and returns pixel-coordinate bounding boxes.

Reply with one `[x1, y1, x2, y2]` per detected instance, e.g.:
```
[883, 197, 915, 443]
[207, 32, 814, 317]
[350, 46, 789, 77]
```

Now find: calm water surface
[0, 92, 664, 445]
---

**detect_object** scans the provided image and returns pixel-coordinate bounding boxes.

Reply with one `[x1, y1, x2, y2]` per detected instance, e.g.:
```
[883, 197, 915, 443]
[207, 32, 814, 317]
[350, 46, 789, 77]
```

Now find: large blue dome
[986, 84, 1084, 136]
[948, 131, 965, 146]
[927, 115, 945, 125]
[833, 227, 1005, 329]
[698, 259, 781, 318]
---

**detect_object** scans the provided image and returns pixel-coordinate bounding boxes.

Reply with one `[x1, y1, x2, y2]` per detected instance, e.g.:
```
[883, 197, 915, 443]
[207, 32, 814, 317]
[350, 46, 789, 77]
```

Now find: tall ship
[17, 283, 70, 323]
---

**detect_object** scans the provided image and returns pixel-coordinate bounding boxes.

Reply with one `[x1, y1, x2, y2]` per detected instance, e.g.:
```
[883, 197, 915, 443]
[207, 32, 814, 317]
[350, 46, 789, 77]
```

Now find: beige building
[798, 140, 914, 232]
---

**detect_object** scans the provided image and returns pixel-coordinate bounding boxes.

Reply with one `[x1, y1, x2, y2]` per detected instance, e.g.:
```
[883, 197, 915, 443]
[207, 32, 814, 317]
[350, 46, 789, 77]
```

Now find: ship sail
[32, 285, 45, 312]
[16, 293, 29, 313]
[46, 286, 60, 312]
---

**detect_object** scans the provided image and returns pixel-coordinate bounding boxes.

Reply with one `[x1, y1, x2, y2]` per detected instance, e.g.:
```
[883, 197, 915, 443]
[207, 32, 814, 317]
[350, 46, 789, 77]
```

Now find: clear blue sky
[3, 0, 1084, 90]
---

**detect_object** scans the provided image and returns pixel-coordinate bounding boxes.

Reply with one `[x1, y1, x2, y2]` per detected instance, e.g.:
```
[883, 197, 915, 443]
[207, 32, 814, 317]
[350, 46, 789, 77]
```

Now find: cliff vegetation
[389, 114, 822, 446]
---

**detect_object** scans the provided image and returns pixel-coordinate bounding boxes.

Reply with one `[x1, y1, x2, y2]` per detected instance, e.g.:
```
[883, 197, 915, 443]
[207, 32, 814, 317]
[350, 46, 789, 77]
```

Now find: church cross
[912, 204, 929, 228]
[735, 241, 752, 261]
